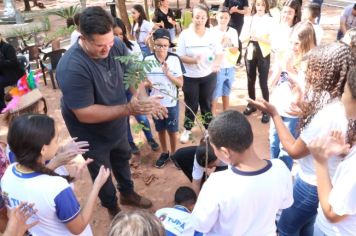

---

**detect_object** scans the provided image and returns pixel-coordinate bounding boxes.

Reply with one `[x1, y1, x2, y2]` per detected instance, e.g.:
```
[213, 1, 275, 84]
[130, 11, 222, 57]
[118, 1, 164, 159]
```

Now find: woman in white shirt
[269, 21, 317, 170]
[271, 0, 302, 56]
[240, 0, 274, 124]
[176, 3, 222, 144]
[131, 4, 153, 56]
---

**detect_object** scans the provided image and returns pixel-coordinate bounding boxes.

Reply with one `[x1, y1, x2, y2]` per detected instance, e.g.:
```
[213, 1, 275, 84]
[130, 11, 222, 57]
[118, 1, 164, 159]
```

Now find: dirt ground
[0, 1, 343, 235]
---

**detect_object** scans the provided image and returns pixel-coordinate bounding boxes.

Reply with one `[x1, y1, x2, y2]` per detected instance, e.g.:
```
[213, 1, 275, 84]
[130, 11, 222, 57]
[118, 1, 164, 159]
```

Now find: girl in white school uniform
[176, 3, 222, 144]
[250, 42, 355, 236]
[131, 4, 153, 56]
[270, 0, 301, 58]
[269, 21, 317, 170]
[211, 9, 239, 116]
[1, 114, 110, 236]
[310, 67, 356, 236]
[240, 0, 274, 123]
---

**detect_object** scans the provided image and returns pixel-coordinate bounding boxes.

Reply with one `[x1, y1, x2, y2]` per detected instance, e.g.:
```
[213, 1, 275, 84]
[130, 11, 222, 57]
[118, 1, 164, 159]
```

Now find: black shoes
[155, 152, 170, 168]
[129, 142, 140, 155]
[130, 138, 159, 155]
[148, 139, 160, 151]
[244, 105, 270, 123]
[243, 106, 257, 116]
[261, 112, 270, 124]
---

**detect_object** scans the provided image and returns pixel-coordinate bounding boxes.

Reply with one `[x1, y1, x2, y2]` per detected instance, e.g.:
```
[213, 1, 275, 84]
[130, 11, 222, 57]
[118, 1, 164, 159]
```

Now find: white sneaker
[180, 129, 192, 144]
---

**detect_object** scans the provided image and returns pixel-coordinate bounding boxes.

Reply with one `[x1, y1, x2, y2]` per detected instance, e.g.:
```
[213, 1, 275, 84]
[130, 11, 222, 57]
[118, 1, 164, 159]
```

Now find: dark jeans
[231, 24, 243, 64]
[84, 138, 133, 209]
[244, 41, 270, 102]
[182, 73, 217, 130]
[0, 75, 18, 110]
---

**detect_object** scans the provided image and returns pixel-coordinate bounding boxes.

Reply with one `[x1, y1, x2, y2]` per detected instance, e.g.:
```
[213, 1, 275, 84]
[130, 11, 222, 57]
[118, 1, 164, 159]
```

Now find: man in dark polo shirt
[223, 0, 249, 64]
[56, 6, 167, 217]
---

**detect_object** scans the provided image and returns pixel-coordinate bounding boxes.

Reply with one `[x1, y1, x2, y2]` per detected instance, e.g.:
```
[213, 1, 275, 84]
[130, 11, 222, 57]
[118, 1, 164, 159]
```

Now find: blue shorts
[213, 67, 235, 99]
[153, 104, 179, 133]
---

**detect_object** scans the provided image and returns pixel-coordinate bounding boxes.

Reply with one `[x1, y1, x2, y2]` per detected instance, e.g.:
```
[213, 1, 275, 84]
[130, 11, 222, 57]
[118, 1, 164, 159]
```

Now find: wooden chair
[40, 49, 66, 89]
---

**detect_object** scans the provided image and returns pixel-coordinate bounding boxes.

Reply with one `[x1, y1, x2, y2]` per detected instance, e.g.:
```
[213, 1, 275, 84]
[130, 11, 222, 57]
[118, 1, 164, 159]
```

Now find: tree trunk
[117, 0, 132, 35]
[186, 0, 190, 9]
[199, 0, 205, 3]
[144, 0, 150, 21]
[32, 0, 38, 6]
[24, 0, 31, 11]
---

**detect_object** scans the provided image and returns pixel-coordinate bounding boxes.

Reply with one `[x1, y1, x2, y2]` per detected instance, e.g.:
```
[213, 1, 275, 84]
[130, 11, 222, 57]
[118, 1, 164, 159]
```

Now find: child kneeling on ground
[144, 28, 184, 168]
[156, 186, 202, 236]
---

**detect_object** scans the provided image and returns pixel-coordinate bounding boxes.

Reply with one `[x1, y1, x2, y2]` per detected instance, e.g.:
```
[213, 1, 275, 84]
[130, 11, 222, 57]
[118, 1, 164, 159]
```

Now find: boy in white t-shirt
[155, 186, 202, 236]
[192, 110, 293, 235]
[144, 29, 184, 168]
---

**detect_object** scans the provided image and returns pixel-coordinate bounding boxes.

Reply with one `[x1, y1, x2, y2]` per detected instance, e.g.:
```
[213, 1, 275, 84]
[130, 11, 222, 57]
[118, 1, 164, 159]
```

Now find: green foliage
[42, 15, 51, 31]
[48, 5, 80, 19]
[184, 112, 212, 131]
[132, 122, 150, 134]
[116, 54, 161, 90]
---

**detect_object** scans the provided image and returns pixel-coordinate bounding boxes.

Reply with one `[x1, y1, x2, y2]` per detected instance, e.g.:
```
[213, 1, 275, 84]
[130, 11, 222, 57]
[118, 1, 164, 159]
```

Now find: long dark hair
[133, 4, 148, 27]
[251, 0, 271, 16]
[8, 114, 74, 182]
[301, 42, 355, 130]
[114, 18, 134, 50]
[283, 0, 301, 27]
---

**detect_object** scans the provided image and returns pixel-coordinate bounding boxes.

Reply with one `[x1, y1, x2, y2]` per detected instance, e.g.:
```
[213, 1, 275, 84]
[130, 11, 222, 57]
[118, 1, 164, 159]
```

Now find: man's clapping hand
[127, 96, 168, 119]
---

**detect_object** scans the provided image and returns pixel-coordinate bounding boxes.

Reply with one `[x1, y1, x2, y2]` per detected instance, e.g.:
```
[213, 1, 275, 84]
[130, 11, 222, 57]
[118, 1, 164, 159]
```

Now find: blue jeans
[126, 91, 154, 143]
[213, 67, 235, 99]
[139, 45, 151, 57]
[313, 224, 327, 236]
[277, 176, 319, 236]
[153, 104, 179, 132]
[269, 116, 299, 170]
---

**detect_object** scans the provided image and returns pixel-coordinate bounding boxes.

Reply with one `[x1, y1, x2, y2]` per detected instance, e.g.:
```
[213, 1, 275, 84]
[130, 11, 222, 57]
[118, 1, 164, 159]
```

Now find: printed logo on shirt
[158, 213, 186, 233]
[158, 213, 167, 221]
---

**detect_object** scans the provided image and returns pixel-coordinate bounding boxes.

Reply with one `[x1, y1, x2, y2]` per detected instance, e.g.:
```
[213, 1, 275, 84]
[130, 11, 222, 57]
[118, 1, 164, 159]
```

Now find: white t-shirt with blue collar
[144, 52, 184, 107]
[1, 163, 92, 236]
[156, 205, 202, 236]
